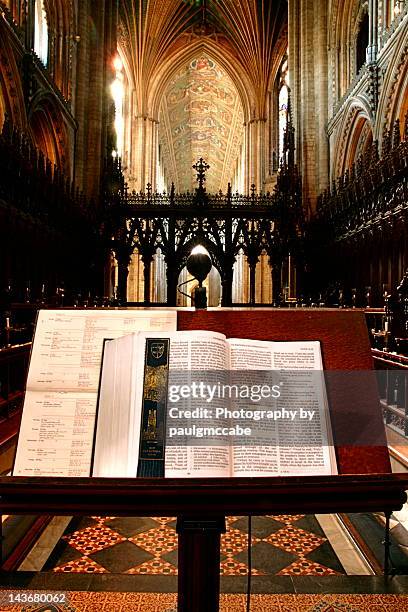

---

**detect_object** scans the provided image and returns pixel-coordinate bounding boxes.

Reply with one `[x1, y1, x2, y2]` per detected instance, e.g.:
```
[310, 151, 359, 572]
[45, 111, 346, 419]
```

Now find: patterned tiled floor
[43, 514, 345, 577]
[2, 592, 408, 612]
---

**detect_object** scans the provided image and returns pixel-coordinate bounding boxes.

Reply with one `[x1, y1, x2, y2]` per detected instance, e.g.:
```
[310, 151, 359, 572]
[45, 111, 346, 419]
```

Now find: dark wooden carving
[103, 118, 304, 306]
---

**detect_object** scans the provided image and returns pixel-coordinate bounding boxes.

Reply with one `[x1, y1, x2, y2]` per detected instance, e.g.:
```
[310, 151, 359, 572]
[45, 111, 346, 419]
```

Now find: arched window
[34, 0, 49, 66]
[356, 11, 369, 74]
[278, 57, 289, 164]
[388, 0, 404, 25]
[111, 55, 125, 157]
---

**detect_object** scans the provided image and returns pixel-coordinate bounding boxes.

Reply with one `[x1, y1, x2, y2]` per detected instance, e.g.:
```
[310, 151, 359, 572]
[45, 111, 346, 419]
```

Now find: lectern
[1, 309, 408, 612]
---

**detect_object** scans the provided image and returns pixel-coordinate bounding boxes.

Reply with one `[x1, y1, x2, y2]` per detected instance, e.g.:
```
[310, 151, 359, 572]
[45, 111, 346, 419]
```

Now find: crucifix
[193, 158, 210, 190]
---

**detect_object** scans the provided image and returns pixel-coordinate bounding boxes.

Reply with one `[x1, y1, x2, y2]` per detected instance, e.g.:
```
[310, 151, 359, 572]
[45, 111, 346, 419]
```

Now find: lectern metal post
[383, 511, 392, 576]
[176, 516, 226, 612]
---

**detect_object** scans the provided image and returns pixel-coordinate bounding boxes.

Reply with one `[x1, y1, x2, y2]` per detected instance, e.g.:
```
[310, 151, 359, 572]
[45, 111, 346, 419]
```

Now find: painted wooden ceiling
[159, 55, 244, 192]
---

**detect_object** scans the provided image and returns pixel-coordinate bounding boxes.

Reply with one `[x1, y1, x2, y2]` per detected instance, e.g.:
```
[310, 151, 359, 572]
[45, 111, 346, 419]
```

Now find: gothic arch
[146, 39, 254, 124]
[175, 237, 225, 279]
[266, 28, 288, 96]
[329, 0, 366, 98]
[28, 93, 69, 170]
[376, 22, 408, 140]
[0, 20, 26, 128]
[346, 115, 373, 169]
[333, 100, 373, 176]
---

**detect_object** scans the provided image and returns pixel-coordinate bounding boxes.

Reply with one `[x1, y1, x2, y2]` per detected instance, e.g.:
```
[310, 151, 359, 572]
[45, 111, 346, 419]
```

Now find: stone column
[116, 248, 131, 304]
[246, 118, 267, 192]
[166, 263, 178, 307]
[142, 252, 153, 305]
[130, 115, 159, 191]
[232, 253, 245, 303]
[84, 1, 106, 197]
[150, 119, 159, 191]
[248, 255, 258, 305]
[271, 257, 283, 305]
[221, 256, 235, 307]
[256, 253, 272, 303]
[243, 122, 250, 194]
[289, 0, 329, 208]
[367, 0, 379, 63]
[315, 0, 329, 196]
[74, 0, 117, 199]
[73, 0, 89, 188]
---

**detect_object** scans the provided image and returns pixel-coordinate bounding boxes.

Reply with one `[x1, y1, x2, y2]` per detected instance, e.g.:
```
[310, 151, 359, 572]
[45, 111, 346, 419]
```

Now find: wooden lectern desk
[1, 309, 408, 612]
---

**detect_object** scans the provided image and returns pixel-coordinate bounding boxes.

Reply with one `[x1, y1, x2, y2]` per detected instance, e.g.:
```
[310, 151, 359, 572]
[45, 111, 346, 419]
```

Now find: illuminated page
[13, 309, 177, 476]
[228, 339, 337, 477]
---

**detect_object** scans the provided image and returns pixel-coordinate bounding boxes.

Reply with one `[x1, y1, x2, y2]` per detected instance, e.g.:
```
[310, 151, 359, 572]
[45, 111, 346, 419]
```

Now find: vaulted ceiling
[118, 0, 287, 189]
[159, 55, 244, 192]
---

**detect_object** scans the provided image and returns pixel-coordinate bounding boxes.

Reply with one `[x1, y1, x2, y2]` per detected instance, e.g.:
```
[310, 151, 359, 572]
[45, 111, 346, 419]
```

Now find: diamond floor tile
[220, 557, 266, 576]
[221, 528, 261, 556]
[233, 516, 284, 538]
[234, 540, 298, 575]
[264, 525, 326, 555]
[105, 516, 160, 538]
[126, 558, 178, 575]
[89, 540, 155, 574]
[53, 555, 107, 574]
[277, 558, 340, 576]
[130, 526, 178, 556]
[63, 525, 126, 555]
[267, 514, 306, 523]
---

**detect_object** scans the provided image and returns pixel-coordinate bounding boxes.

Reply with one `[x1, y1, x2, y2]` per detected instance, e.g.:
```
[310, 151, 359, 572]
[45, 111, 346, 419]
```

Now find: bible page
[158, 330, 232, 478]
[227, 339, 337, 477]
[13, 309, 177, 476]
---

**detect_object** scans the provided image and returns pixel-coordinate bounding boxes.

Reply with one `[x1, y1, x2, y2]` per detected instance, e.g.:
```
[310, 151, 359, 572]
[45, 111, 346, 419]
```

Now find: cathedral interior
[1, 0, 408, 610]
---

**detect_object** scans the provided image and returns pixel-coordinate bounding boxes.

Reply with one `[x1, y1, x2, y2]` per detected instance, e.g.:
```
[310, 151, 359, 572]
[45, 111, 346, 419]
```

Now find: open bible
[92, 330, 337, 478]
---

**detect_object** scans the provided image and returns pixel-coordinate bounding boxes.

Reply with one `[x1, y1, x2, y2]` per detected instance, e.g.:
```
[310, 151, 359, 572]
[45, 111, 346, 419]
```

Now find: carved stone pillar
[289, 0, 329, 207]
[142, 252, 153, 305]
[116, 248, 131, 304]
[271, 257, 283, 305]
[166, 263, 178, 307]
[246, 118, 267, 192]
[232, 253, 245, 303]
[150, 119, 159, 191]
[248, 255, 259, 305]
[367, 0, 379, 63]
[221, 257, 235, 307]
[74, 0, 116, 198]
[130, 116, 159, 192]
